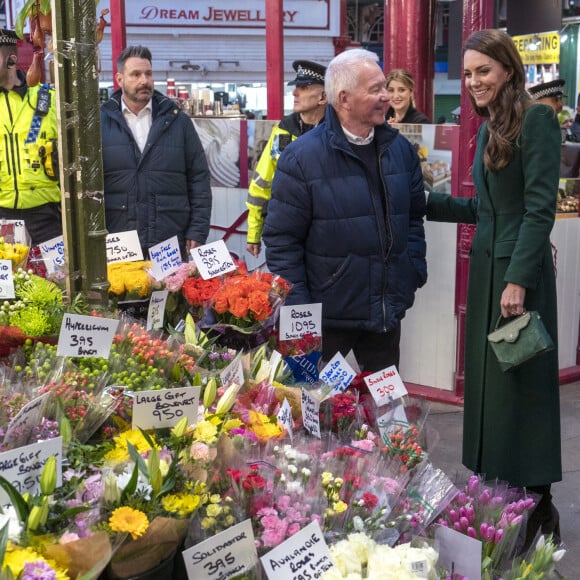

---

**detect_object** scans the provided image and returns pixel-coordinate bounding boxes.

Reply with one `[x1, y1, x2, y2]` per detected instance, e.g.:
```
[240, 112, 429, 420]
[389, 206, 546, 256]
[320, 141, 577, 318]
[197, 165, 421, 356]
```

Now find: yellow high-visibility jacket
[246, 112, 317, 244]
[0, 83, 60, 209]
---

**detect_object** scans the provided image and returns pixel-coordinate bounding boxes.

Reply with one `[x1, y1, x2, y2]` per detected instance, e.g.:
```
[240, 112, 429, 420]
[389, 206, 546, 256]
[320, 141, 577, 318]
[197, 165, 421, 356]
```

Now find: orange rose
[214, 291, 229, 314]
[248, 290, 272, 321]
[229, 295, 249, 319]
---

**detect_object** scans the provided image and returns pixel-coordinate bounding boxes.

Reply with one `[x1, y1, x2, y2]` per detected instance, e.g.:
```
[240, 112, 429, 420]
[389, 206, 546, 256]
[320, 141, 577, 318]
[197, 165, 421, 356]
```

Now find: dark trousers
[0, 202, 62, 246]
[322, 323, 401, 373]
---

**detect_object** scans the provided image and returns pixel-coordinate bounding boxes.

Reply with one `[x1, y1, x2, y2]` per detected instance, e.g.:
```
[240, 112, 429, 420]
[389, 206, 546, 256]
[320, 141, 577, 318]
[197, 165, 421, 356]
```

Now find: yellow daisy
[109, 506, 149, 540]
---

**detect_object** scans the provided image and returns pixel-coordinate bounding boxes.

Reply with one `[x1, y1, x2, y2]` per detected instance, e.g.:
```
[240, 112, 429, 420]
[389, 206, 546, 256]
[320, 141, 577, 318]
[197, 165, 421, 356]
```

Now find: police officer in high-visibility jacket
[0, 29, 61, 246]
[246, 60, 327, 258]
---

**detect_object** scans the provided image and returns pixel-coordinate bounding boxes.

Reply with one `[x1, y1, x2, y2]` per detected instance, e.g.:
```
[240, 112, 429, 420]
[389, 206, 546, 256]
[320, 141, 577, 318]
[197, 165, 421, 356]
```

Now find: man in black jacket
[101, 46, 211, 258]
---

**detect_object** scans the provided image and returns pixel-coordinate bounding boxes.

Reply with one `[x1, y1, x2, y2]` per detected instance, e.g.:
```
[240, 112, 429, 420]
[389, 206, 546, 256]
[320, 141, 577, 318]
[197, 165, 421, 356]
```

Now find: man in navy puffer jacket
[101, 46, 211, 258]
[263, 48, 427, 372]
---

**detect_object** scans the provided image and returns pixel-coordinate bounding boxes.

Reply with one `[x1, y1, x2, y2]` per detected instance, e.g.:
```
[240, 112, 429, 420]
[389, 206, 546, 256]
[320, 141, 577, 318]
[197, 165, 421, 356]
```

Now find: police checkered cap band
[0, 29, 18, 46]
[296, 64, 324, 84]
[530, 86, 564, 99]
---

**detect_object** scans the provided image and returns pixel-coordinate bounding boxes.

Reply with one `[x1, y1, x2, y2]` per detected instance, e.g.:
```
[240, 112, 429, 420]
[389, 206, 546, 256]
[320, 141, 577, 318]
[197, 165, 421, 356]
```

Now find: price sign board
[57, 314, 119, 358]
[277, 398, 293, 442]
[364, 365, 408, 407]
[0, 437, 62, 502]
[279, 303, 322, 341]
[260, 521, 334, 580]
[132, 386, 200, 430]
[39, 235, 65, 274]
[190, 239, 236, 280]
[147, 290, 168, 331]
[319, 352, 356, 395]
[149, 235, 182, 280]
[0, 260, 14, 298]
[301, 388, 321, 438]
[182, 519, 258, 580]
[106, 230, 144, 263]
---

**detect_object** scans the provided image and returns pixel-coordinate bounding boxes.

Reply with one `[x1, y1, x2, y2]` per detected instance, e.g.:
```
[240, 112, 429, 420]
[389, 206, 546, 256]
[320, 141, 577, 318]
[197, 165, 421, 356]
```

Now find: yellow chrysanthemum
[105, 429, 158, 462]
[247, 410, 283, 443]
[162, 492, 201, 517]
[109, 506, 149, 540]
[193, 420, 219, 444]
[3, 544, 68, 580]
[333, 500, 348, 514]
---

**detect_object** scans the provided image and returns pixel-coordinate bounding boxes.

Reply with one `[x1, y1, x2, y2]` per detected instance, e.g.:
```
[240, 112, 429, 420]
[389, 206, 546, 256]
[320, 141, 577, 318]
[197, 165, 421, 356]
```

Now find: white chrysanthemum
[0, 505, 23, 541]
[285, 481, 303, 494]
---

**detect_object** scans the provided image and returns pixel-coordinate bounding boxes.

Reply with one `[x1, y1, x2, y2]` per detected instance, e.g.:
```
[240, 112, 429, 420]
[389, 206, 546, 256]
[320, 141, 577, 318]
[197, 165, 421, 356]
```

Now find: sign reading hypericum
[87, 0, 339, 35]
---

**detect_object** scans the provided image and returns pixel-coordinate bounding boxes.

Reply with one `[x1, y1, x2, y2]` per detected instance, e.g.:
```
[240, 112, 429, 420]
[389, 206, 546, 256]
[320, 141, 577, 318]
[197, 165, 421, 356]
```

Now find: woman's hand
[500, 282, 526, 318]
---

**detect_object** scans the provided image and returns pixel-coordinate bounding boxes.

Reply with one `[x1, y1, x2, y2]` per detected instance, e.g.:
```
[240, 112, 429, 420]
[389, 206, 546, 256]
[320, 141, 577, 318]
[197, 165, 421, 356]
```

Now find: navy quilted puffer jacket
[263, 104, 427, 333]
[101, 90, 211, 253]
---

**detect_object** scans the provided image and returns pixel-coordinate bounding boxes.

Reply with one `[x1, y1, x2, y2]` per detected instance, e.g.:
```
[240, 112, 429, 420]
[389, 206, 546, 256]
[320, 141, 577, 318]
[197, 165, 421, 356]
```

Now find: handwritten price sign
[0, 437, 62, 503]
[106, 230, 143, 263]
[183, 519, 258, 580]
[278, 303, 322, 341]
[363, 365, 408, 407]
[39, 235, 65, 274]
[147, 290, 168, 331]
[57, 314, 119, 358]
[301, 388, 321, 439]
[319, 352, 356, 395]
[190, 239, 236, 280]
[132, 386, 200, 430]
[149, 235, 183, 280]
[0, 260, 14, 298]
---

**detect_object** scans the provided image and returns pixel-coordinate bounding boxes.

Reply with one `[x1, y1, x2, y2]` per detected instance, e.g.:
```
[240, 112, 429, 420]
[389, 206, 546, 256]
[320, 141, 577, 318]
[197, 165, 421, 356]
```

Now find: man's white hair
[325, 48, 380, 107]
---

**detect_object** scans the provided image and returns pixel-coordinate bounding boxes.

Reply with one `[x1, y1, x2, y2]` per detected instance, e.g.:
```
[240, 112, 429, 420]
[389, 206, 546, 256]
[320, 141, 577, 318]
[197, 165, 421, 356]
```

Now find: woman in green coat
[427, 29, 561, 547]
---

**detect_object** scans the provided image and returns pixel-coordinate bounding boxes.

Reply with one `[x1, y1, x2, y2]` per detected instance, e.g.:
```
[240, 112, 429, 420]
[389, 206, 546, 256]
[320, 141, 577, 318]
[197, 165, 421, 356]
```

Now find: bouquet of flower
[322, 532, 439, 579]
[500, 534, 566, 580]
[107, 261, 155, 302]
[433, 475, 537, 578]
[0, 236, 29, 270]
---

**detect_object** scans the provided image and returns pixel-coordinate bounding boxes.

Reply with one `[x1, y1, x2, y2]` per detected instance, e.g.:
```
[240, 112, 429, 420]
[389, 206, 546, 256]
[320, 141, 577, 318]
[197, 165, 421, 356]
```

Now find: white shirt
[342, 125, 375, 145]
[122, 99, 152, 152]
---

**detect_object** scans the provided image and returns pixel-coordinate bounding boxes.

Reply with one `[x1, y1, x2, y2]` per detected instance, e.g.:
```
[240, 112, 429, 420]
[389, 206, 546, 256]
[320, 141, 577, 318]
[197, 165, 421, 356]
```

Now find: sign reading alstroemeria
[182, 518, 259, 579]
[260, 520, 333, 579]
[364, 365, 408, 407]
[57, 314, 119, 358]
[190, 239, 236, 280]
[147, 289, 169, 331]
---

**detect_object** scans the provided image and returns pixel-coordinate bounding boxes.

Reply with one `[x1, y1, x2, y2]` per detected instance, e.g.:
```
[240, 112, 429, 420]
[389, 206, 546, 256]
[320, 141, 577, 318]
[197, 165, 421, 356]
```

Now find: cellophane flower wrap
[433, 475, 537, 578]
[186, 262, 291, 350]
[278, 332, 323, 384]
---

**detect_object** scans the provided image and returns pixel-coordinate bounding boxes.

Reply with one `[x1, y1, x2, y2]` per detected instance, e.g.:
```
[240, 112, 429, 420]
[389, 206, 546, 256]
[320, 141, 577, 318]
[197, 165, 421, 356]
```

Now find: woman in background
[385, 68, 430, 124]
[426, 29, 562, 551]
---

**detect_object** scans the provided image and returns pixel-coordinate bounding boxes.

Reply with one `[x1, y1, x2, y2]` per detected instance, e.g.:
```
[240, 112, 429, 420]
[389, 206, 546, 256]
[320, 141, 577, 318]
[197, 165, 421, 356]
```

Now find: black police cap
[288, 60, 326, 87]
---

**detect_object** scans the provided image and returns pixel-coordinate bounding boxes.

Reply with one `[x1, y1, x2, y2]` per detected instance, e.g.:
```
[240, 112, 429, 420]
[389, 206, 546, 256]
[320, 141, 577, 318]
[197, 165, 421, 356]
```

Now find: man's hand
[246, 242, 261, 257]
[187, 240, 201, 251]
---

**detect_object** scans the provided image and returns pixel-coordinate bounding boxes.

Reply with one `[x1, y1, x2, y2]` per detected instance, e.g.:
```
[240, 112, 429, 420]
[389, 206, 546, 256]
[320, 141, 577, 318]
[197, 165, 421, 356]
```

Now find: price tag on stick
[278, 303, 322, 341]
[190, 239, 237, 280]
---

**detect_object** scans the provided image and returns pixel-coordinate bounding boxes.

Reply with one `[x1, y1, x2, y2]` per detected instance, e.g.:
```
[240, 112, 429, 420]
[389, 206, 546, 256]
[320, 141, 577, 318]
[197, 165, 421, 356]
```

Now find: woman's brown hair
[463, 29, 532, 172]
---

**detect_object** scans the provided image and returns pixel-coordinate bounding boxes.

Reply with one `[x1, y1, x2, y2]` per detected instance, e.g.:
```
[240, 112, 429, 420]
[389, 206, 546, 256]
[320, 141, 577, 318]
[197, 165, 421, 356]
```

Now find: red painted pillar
[452, 0, 495, 396]
[266, 0, 284, 120]
[383, 0, 436, 121]
[109, 0, 126, 89]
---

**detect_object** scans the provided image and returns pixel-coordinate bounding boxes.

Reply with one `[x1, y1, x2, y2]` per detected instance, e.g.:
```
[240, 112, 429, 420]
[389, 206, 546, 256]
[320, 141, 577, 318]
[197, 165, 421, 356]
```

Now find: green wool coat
[427, 104, 562, 488]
